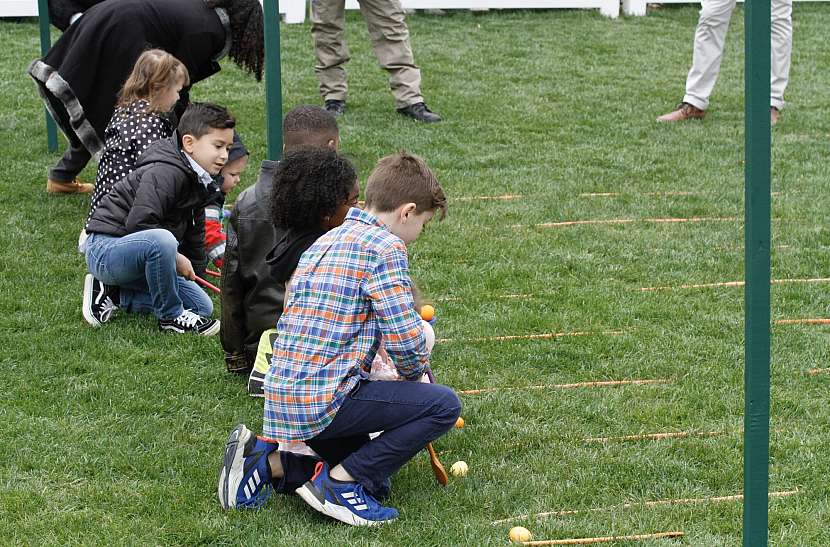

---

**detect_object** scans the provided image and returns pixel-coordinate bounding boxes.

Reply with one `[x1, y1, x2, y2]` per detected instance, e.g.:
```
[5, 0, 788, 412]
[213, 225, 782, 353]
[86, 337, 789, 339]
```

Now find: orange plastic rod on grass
[520, 531, 684, 545]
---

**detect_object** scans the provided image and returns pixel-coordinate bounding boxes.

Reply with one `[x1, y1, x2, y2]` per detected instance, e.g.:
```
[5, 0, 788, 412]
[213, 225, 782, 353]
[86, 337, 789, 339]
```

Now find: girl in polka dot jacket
[84, 49, 190, 232]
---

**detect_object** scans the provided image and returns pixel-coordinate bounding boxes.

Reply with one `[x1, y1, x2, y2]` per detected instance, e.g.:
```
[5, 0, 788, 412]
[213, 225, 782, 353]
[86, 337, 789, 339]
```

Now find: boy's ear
[181, 133, 195, 154]
[399, 202, 417, 221]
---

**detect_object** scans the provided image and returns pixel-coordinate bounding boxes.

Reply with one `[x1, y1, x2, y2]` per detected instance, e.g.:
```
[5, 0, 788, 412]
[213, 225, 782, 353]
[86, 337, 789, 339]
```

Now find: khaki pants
[311, 0, 423, 109]
[683, 0, 792, 111]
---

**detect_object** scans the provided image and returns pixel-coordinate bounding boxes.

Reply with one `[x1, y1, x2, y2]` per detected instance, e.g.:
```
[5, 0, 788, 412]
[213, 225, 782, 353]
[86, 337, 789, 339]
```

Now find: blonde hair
[118, 49, 190, 112]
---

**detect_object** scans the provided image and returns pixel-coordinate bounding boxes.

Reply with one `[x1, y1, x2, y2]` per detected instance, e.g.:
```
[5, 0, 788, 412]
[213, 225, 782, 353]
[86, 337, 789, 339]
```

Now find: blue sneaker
[295, 462, 399, 526]
[217, 424, 277, 509]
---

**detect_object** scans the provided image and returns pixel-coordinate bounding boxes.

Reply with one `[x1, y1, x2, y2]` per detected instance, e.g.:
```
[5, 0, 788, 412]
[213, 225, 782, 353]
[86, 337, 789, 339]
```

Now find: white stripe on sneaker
[253, 469, 260, 484]
[353, 504, 368, 511]
[244, 485, 251, 499]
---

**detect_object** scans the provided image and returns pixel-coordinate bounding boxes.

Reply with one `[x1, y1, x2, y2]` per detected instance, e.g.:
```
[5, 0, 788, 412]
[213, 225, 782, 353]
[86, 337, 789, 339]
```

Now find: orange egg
[420, 304, 435, 321]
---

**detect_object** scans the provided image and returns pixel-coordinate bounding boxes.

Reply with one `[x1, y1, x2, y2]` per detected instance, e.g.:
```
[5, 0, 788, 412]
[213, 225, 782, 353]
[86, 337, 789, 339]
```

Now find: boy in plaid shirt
[218, 151, 460, 526]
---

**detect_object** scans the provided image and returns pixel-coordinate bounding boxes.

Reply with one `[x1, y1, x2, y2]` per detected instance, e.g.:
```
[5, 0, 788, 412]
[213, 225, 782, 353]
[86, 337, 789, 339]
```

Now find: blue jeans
[304, 380, 461, 498]
[85, 230, 212, 321]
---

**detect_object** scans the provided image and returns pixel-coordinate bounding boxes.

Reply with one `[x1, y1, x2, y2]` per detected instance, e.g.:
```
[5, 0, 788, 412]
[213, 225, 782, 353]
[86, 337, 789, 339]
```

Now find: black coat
[49, 0, 106, 32]
[86, 136, 221, 275]
[220, 161, 287, 360]
[29, 0, 229, 155]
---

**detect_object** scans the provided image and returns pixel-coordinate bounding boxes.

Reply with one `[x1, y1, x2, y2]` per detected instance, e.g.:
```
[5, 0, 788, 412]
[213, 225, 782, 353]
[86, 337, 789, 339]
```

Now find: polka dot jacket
[85, 99, 174, 230]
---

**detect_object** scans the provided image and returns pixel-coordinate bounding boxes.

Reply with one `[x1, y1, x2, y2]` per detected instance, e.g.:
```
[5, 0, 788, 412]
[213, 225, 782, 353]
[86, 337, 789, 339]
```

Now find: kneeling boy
[82, 102, 235, 335]
[218, 151, 460, 525]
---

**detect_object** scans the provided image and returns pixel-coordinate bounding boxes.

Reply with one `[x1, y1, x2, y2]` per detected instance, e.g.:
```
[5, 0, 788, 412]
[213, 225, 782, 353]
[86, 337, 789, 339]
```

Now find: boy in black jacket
[82, 103, 235, 335]
[221, 105, 339, 376]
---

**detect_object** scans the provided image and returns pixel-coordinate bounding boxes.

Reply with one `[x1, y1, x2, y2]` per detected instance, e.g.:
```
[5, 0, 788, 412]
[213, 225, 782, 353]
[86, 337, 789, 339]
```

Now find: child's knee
[148, 229, 178, 257]
[431, 384, 462, 426]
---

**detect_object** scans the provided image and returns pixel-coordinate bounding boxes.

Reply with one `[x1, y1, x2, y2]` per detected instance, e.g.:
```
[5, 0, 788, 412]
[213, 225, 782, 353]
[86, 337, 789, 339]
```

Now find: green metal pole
[743, 0, 771, 542]
[263, 0, 283, 160]
[37, 0, 58, 152]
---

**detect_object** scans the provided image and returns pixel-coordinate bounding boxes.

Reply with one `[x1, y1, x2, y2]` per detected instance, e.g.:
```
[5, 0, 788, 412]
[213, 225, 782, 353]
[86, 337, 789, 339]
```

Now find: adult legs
[306, 380, 461, 497]
[770, 0, 793, 110]
[85, 230, 207, 320]
[49, 139, 92, 183]
[358, 0, 423, 109]
[683, 0, 737, 111]
[311, 0, 350, 103]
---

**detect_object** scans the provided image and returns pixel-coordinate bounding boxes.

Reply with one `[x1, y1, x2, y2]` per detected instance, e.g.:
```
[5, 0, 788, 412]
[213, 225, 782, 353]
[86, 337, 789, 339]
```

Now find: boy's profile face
[220, 155, 249, 193]
[182, 127, 235, 175]
[393, 206, 434, 245]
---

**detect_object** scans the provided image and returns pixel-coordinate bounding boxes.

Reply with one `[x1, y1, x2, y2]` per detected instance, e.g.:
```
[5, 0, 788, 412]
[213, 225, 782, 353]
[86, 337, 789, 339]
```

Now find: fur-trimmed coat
[28, 0, 229, 155]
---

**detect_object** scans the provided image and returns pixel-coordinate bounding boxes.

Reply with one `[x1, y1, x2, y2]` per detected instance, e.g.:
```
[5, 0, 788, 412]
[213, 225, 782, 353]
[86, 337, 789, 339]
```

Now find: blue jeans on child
[85, 230, 212, 321]
[301, 380, 461, 498]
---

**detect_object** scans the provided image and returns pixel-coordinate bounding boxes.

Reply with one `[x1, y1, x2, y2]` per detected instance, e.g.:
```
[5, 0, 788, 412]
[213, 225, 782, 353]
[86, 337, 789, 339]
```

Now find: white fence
[2, 0, 825, 23]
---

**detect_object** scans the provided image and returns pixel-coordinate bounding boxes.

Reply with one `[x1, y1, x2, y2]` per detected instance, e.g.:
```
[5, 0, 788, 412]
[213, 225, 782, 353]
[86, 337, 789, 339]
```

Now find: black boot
[324, 99, 346, 117]
[397, 102, 442, 123]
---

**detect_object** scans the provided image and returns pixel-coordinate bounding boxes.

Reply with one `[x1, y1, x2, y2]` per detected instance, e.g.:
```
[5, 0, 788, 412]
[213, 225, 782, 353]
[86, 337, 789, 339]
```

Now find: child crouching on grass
[218, 151, 460, 526]
[82, 102, 235, 335]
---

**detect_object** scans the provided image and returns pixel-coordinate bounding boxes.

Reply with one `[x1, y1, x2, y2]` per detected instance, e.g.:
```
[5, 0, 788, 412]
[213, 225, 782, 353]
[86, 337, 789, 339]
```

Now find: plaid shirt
[262, 208, 429, 442]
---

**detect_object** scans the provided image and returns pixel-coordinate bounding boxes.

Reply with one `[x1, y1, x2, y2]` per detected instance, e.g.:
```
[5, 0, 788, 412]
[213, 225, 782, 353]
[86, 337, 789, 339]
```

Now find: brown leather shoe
[770, 106, 780, 126]
[657, 102, 705, 122]
[47, 178, 93, 194]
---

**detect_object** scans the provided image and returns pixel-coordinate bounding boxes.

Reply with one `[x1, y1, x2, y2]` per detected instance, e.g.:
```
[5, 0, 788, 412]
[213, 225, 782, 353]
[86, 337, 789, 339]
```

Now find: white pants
[683, 0, 792, 111]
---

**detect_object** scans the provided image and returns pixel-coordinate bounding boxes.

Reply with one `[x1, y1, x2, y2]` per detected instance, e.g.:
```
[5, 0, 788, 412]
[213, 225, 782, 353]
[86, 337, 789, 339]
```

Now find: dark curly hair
[271, 146, 357, 230]
[207, 0, 264, 81]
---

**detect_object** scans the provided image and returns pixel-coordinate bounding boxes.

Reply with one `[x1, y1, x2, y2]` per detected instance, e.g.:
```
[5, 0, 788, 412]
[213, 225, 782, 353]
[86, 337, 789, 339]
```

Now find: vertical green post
[743, 0, 771, 543]
[37, 0, 58, 152]
[263, 0, 283, 160]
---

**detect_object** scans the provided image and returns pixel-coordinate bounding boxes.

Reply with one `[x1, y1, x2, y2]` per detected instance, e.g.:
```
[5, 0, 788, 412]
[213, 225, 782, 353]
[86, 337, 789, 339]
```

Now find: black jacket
[221, 161, 287, 360]
[86, 136, 220, 275]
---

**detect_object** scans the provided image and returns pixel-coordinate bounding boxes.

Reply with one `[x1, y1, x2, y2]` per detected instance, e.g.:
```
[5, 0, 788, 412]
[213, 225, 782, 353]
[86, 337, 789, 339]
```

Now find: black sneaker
[82, 273, 119, 327]
[397, 102, 442, 123]
[158, 309, 220, 336]
[324, 99, 346, 117]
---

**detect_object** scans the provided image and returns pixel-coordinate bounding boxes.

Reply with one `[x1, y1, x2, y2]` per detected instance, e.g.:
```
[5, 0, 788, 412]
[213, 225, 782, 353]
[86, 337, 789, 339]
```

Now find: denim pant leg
[124, 277, 213, 317]
[85, 230, 186, 320]
[306, 380, 461, 497]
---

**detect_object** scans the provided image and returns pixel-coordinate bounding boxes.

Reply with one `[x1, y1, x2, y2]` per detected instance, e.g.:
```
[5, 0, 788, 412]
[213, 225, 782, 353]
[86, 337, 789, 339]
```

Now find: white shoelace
[175, 309, 201, 328]
[99, 298, 118, 323]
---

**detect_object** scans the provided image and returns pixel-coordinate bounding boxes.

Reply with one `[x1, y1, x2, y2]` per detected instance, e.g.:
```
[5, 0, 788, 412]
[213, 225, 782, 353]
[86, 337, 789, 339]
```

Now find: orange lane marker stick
[490, 489, 799, 525]
[512, 217, 739, 229]
[584, 431, 725, 443]
[521, 531, 684, 545]
[775, 318, 830, 325]
[453, 194, 524, 201]
[580, 191, 696, 197]
[640, 277, 830, 292]
[436, 293, 535, 302]
[438, 330, 626, 344]
[458, 379, 670, 396]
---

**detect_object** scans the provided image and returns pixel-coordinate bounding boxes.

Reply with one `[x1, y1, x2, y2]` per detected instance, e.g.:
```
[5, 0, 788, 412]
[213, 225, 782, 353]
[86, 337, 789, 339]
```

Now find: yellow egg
[449, 460, 468, 477]
[509, 526, 532, 543]
[455, 416, 465, 429]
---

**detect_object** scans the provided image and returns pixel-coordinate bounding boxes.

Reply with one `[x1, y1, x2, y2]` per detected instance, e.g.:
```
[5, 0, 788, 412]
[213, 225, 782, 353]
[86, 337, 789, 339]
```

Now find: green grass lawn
[2, 5, 829, 545]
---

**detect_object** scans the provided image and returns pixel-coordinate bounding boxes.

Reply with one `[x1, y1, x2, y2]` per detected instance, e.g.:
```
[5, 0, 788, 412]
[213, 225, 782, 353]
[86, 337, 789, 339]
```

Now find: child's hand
[176, 252, 195, 280]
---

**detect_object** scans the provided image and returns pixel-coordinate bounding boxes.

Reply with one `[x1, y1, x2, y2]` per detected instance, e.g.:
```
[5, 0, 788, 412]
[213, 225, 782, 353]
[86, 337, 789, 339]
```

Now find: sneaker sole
[295, 482, 390, 527]
[200, 320, 221, 336]
[159, 320, 221, 336]
[217, 424, 251, 510]
[82, 274, 101, 327]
